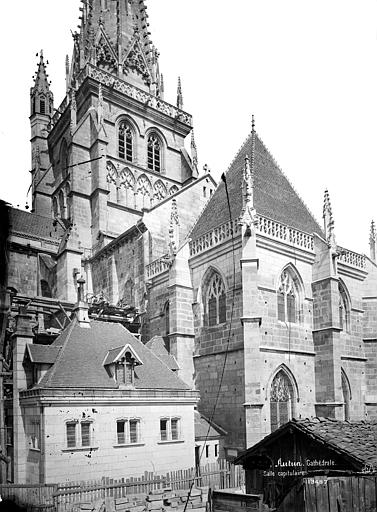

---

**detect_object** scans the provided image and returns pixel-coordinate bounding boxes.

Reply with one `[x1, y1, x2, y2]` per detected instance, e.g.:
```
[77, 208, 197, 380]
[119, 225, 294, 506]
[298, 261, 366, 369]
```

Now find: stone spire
[69, 0, 161, 95]
[323, 189, 336, 249]
[190, 129, 198, 175]
[370, 220, 376, 261]
[30, 50, 54, 116]
[177, 77, 183, 110]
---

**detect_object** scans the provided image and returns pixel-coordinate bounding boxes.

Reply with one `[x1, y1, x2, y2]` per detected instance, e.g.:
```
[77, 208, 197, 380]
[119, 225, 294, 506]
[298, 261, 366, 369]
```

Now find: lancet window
[277, 270, 300, 323]
[118, 122, 133, 162]
[339, 282, 350, 332]
[341, 370, 351, 421]
[270, 370, 294, 432]
[147, 134, 161, 173]
[207, 273, 226, 326]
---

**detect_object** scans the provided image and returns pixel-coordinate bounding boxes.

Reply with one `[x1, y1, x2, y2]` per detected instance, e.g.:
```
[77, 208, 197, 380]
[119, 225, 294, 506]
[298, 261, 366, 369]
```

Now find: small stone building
[9, 301, 198, 484]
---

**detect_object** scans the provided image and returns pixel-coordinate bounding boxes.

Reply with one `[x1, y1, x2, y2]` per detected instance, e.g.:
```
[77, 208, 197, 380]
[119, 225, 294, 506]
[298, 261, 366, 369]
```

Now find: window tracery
[277, 270, 299, 323]
[207, 273, 226, 326]
[118, 121, 133, 161]
[147, 134, 161, 173]
[154, 180, 167, 201]
[270, 370, 294, 432]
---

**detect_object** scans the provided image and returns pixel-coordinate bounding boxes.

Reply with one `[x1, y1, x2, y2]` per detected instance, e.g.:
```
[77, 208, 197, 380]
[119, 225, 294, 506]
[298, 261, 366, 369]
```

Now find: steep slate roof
[194, 410, 227, 440]
[9, 208, 64, 240]
[37, 319, 190, 390]
[234, 418, 377, 467]
[145, 336, 180, 371]
[190, 132, 323, 240]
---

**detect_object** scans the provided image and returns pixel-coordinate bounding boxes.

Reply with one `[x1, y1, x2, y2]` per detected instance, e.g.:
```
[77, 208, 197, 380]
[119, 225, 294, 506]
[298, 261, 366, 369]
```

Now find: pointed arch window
[277, 270, 300, 323]
[40, 96, 46, 115]
[207, 273, 226, 326]
[118, 122, 133, 162]
[339, 282, 350, 332]
[147, 134, 161, 173]
[270, 370, 294, 432]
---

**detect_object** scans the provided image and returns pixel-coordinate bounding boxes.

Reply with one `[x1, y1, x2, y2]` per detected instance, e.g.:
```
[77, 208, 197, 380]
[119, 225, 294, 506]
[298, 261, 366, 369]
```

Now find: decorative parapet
[338, 247, 366, 270]
[69, 64, 192, 127]
[257, 216, 314, 251]
[189, 219, 241, 257]
[146, 255, 171, 279]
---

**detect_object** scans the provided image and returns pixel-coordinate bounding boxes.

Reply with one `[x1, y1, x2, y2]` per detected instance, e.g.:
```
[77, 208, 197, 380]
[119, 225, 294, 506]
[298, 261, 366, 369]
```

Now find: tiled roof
[145, 336, 180, 371]
[9, 208, 64, 240]
[190, 132, 323, 240]
[194, 411, 227, 440]
[295, 418, 377, 466]
[234, 418, 377, 467]
[37, 319, 191, 390]
[27, 344, 61, 364]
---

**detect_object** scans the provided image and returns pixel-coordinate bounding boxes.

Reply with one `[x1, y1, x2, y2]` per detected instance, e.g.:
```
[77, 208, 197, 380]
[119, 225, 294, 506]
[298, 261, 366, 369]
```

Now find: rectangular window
[171, 419, 179, 441]
[160, 419, 168, 441]
[117, 420, 126, 444]
[66, 422, 76, 448]
[30, 421, 40, 450]
[81, 422, 91, 447]
[215, 444, 218, 457]
[129, 420, 138, 444]
[206, 445, 209, 458]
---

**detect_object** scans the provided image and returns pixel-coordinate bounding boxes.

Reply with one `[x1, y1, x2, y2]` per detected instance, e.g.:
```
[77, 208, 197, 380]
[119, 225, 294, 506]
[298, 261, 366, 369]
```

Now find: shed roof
[9, 208, 64, 240]
[194, 411, 227, 440]
[234, 418, 377, 468]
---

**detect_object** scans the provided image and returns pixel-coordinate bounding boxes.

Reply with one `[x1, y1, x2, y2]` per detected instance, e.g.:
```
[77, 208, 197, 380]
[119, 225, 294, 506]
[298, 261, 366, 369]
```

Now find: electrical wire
[183, 173, 237, 510]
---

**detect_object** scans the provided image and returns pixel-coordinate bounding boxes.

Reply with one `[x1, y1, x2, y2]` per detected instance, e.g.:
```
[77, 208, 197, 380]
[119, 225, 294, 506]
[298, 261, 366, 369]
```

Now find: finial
[323, 189, 336, 248]
[177, 76, 183, 110]
[252, 114, 255, 132]
[40, 49, 44, 59]
[203, 164, 210, 174]
[370, 220, 376, 261]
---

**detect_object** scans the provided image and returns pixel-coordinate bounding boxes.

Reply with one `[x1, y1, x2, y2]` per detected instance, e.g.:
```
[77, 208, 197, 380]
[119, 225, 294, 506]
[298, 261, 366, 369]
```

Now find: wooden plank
[304, 479, 317, 512]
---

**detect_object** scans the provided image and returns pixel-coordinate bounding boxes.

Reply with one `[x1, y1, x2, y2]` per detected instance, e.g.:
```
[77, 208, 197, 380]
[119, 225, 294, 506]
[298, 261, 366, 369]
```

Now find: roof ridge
[256, 132, 322, 234]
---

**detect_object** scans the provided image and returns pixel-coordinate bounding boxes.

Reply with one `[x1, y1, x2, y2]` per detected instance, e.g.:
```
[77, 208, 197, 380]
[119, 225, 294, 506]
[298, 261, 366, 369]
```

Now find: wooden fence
[54, 460, 244, 511]
[0, 460, 244, 511]
[0, 483, 57, 510]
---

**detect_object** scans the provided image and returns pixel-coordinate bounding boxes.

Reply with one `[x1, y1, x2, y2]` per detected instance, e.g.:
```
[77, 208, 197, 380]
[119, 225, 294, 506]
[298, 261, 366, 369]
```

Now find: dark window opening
[117, 420, 126, 444]
[119, 122, 133, 161]
[147, 134, 161, 173]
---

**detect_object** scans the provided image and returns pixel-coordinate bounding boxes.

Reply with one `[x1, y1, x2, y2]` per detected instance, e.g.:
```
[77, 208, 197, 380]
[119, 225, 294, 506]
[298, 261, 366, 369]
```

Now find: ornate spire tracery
[239, 116, 258, 234]
[370, 220, 376, 261]
[323, 189, 336, 249]
[69, 0, 161, 95]
[30, 50, 54, 116]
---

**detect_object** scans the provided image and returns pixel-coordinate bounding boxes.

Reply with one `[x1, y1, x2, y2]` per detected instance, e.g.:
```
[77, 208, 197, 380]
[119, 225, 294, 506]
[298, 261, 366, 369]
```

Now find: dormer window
[103, 344, 143, 387]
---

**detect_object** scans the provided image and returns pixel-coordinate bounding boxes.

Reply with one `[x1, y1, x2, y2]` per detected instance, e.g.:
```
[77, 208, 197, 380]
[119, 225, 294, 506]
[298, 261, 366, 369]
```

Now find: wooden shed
[233, 418, 377, 511]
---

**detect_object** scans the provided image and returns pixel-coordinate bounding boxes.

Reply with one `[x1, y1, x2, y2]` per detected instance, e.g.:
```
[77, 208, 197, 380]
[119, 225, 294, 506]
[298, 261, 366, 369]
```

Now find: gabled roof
[145, 336, 180, 371]
[194, 411, 227, 440]
[234, 418, 377, 468]
[9, 208, 64, 241]
[190, 132, 323, 241]
[37, 319, 191, 390]
[103, 344, 143, 366]
[27, 344, 61, 364]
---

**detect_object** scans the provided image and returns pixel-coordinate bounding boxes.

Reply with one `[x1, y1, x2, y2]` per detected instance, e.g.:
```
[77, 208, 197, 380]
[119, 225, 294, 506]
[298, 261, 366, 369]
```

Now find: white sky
[1, 1, 376, 254]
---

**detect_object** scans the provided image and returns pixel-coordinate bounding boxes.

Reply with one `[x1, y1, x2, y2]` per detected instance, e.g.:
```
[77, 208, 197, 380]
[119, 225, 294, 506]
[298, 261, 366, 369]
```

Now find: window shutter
[66, 423, 76, 448]
[129, 420, 138, 443]
[277, 293, 285, 321]
[81, 422, 90, 447]
[208, 296, 217, 326]
[117, 421, 126, 444]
